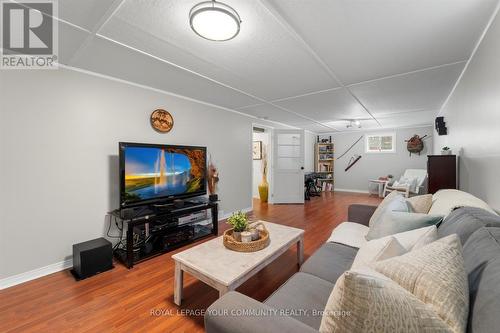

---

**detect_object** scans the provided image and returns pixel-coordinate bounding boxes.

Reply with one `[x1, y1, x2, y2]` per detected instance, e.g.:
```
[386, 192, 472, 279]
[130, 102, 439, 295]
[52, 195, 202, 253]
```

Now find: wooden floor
[0, 192, 381, 333]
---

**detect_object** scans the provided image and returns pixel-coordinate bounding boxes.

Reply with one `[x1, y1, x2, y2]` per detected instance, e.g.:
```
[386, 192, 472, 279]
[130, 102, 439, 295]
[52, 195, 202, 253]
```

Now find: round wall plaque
[150, 109, 174, 133]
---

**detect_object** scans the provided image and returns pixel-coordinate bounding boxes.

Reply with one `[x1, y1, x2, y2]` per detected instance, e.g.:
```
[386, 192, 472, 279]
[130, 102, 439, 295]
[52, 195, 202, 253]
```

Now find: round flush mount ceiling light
[189, 1, 241, 41]
[346, 120, 362, 128]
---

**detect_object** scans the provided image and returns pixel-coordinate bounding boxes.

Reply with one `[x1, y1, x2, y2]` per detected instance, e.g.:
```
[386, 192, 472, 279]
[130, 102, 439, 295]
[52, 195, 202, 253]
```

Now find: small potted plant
[441, 146, 452, 155]
[227, 211, 248, 241]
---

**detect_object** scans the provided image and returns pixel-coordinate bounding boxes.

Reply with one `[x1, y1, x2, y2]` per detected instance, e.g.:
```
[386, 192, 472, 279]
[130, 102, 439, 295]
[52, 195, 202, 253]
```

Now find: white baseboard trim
[0, 259, 73, 290]
[334, 188, 370, 194]
[218, 206, 253, 221]
[0, 206, 254, 290]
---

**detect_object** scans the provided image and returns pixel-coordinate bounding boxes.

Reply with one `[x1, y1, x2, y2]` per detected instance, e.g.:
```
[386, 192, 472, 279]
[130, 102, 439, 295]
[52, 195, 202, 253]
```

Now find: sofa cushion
[300, 242, 357, 283]
[462, 227, 500, 333]
[265, 272, 334, 330]
[438, 206, 500, 245]
[375, 235, 469, 333]
[320, 269, 452, 333]
[327, 222, 369, 248]
[429, 189, 497, 217]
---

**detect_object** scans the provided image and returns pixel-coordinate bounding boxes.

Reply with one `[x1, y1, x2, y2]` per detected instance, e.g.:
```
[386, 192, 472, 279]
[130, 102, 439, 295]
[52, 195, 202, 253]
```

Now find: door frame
[251, 123, 275, 204]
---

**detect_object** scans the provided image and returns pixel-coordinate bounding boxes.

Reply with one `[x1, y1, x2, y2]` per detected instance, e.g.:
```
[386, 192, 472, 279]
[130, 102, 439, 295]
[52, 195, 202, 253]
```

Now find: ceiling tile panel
[97, 18, 252, 98]
[268, 0, 498, 84]
[99, 0, 340, 100]
[71, 36, 261, 109]
[24, 0, 119, 31]
[298, 123, 337, 133]
[237, 104, 309, 126]
[58, 22, 91, 64]
[273, 88, 369, 122]
[376, 110, 436, 128]
[349, 62, 465, 115]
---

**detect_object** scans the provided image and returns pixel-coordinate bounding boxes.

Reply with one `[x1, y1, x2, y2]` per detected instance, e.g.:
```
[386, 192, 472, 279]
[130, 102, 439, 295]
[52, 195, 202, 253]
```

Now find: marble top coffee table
[172, 221, 304, 305]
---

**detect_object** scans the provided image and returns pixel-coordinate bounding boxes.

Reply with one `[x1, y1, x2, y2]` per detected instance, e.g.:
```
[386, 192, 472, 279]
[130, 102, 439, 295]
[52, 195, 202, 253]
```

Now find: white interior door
[272, 129, 305, 204]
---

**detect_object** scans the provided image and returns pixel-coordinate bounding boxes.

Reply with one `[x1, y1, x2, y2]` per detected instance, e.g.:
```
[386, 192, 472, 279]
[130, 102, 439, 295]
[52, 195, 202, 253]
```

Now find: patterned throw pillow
[407, 194, 433, 214]
[374, 234, 469, 333]
[319, 269, 452, 333]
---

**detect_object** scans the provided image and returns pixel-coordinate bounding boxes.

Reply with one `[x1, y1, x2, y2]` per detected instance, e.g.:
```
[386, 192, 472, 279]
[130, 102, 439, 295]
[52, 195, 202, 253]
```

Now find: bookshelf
[315, 142, 334, 191]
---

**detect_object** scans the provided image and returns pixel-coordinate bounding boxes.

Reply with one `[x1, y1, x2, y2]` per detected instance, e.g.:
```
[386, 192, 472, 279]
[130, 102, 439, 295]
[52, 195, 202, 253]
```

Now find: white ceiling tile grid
[25, 0, 499, 132]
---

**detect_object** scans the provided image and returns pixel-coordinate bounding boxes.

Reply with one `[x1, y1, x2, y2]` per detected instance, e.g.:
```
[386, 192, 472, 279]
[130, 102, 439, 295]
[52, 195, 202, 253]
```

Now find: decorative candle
[241, 231, 252, 243]
[249, 228, 259, 241]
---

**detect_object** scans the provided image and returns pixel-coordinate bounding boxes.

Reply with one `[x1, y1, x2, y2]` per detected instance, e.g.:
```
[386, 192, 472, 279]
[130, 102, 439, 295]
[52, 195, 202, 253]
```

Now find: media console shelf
[112, 201, 218, 268]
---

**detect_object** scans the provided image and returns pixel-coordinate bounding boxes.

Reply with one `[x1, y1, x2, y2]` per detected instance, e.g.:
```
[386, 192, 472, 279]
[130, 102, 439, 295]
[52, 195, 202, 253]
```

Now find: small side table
[369, 180, 388, 198]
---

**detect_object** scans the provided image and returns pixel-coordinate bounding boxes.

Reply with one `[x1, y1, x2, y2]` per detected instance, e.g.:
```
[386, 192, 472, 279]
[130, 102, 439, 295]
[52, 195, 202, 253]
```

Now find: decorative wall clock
[150, 109, 174, 133]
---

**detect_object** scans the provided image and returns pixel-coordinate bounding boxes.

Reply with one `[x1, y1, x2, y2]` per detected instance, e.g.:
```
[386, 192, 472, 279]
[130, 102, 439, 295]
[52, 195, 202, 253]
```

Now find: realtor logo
[1, 0, 58, 69]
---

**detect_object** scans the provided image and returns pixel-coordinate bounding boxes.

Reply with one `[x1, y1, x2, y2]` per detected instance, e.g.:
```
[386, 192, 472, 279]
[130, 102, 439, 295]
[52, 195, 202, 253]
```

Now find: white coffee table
[172, 221, 304, 305]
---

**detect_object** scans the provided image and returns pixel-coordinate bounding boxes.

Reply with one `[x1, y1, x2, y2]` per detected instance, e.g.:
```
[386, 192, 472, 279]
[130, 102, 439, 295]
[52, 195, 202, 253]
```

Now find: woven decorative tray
[223, 222, 270, 252]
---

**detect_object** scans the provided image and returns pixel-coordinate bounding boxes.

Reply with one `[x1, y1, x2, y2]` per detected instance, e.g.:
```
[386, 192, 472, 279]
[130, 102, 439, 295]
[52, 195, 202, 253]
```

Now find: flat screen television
[119, 142, 207, 208]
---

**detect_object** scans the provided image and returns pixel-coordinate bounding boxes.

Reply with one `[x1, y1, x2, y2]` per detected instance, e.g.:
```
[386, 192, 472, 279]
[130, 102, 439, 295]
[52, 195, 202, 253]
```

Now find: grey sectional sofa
[205, 192, 500, 333]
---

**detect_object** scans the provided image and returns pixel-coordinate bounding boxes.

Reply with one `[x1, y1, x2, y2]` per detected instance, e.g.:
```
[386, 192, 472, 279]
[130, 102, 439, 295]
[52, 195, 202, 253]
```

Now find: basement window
[365, 133, 396, 153]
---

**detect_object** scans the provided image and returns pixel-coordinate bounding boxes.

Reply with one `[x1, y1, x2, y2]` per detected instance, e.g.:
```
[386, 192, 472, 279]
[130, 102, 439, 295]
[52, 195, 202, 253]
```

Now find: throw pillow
[319, 269, 452, 333]
[385, 193, 412, 213]
[368, 191, 400, 227]
[351, 236, 406, 269]
[406, 194, 433, 214]
[408, 225, 438, 250]
[368, 191, 410, 227]
[375, 225, 437, 251]
[366, 212, 443, 240]
[374, 234, 469, 333]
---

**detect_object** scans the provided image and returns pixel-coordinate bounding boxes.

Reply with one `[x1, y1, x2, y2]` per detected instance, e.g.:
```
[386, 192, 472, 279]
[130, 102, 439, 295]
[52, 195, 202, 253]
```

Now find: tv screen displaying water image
[119, 143, 207, 207]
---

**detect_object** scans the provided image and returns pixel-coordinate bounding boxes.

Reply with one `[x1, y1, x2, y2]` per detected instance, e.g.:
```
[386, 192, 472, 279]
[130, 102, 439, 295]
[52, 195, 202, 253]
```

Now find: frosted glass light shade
[189, 1, 241, 41]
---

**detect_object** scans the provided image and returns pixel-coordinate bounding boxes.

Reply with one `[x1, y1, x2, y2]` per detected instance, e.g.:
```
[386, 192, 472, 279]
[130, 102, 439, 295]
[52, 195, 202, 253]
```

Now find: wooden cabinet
[427, 155, 457, 194]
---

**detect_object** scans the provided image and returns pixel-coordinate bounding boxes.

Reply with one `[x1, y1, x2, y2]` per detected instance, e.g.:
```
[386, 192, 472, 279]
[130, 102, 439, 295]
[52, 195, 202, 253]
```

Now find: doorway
[252, 125, 272, 206]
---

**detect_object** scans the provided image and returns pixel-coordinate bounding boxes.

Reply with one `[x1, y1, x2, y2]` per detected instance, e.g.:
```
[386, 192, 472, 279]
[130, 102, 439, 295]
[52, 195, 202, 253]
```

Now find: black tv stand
[111, 201, 218, 268]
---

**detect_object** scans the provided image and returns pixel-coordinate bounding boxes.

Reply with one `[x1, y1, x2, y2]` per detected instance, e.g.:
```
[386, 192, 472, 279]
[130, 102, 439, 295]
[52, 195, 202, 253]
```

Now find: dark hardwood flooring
[0, 192, 381, 333]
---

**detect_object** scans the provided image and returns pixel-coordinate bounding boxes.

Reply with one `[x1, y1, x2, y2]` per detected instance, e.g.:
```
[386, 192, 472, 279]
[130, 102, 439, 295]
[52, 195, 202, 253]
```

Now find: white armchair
[383, 169, 427, 198]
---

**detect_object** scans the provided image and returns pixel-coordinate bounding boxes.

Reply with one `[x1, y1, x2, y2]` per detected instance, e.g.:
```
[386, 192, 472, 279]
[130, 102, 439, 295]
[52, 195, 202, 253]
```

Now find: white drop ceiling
[19, 0, 499, 132]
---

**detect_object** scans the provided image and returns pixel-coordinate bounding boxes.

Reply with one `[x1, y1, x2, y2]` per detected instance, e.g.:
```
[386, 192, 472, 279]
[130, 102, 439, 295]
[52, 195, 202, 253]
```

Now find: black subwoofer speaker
[71, 237, 113, 280]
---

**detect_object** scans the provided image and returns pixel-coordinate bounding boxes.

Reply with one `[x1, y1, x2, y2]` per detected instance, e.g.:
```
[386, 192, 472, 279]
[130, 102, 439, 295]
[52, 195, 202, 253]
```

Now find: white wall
[322, 126, 433, 192]
[252, 132, 270, 198]
[0, 68, 291, 281]
[433, 9, 500, 211]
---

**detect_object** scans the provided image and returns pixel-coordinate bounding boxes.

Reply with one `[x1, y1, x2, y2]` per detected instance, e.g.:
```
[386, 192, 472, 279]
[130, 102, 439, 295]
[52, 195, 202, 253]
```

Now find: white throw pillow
[390, 225, 438, 251]
[351, 236, 406, 269]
